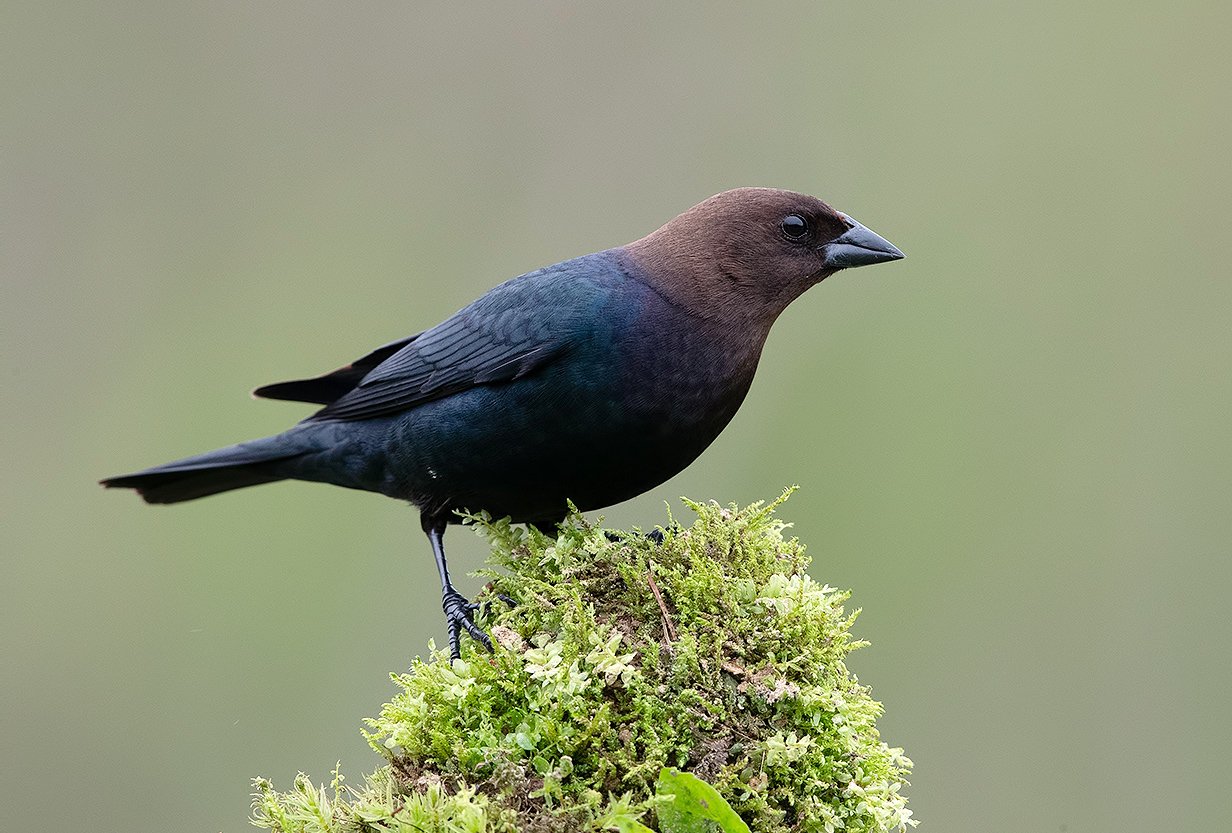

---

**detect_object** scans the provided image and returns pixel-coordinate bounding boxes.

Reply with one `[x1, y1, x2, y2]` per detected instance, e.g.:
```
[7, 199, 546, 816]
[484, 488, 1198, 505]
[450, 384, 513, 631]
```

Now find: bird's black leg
[422, 514, 492, 661]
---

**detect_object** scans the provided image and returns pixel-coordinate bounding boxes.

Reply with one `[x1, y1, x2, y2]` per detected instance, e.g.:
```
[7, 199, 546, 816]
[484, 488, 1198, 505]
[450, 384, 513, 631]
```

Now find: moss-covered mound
[252, 491, 914, 832]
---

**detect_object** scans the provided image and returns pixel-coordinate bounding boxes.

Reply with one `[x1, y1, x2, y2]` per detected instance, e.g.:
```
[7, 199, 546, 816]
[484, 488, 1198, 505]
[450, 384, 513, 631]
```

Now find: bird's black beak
[822, 217, 905, 270]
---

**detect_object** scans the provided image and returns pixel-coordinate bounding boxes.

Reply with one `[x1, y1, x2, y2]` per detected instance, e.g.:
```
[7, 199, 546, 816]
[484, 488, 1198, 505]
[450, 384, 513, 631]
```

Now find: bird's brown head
[623, 187, 903, 327]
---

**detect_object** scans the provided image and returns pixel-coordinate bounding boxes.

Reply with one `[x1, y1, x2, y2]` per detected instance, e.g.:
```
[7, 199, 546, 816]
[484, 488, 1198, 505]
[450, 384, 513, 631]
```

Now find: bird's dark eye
[781, 214, 809, 240]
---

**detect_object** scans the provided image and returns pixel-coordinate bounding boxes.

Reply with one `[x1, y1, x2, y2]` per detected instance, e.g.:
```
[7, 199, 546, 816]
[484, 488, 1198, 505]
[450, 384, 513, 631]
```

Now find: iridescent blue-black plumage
[102, 187, 904, 656]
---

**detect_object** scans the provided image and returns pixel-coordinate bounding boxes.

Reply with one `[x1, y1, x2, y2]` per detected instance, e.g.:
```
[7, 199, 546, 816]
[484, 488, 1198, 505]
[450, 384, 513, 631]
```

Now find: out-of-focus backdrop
[3, 3, 1229, 832]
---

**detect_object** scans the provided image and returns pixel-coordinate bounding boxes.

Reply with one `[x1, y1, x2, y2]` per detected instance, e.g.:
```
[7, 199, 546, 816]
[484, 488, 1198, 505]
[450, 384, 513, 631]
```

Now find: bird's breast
[382, 270, 769, 522]
[536, 291, 766, 507]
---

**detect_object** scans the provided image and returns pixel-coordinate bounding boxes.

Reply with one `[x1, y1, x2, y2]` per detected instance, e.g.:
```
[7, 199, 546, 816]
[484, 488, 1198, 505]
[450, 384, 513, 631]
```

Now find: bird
[102, 188, 904, 659]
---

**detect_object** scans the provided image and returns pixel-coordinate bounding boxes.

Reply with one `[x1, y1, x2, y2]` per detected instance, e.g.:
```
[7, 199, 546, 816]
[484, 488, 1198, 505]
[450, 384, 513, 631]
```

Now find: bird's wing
[252, 336, 419, 405]
[302, 265, 598, 422]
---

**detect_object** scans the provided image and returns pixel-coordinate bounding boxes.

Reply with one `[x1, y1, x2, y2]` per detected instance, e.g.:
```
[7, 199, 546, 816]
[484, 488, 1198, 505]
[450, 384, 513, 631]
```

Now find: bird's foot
[604, 525, 677, 545]
[441, 586, 520, 660]
[480, 581, 519, 611]
[485, 592, 519, 612]
[442, 588, 492, 660]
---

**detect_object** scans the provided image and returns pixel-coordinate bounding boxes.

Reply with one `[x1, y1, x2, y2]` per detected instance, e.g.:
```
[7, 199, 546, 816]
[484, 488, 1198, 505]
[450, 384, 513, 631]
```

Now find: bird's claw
[443, 588, 493, 660]
[604, 526, 675, 544]
[471, 591, 518, 624]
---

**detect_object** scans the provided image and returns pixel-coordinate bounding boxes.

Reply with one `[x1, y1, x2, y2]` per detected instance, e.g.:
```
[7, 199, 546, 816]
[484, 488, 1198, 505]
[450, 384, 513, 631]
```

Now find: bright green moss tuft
[252, 490, 914, 833]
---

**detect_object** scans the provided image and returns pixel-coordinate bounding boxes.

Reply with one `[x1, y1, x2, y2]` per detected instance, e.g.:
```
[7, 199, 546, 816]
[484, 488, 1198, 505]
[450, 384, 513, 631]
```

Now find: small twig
[646, 567, 677, 643]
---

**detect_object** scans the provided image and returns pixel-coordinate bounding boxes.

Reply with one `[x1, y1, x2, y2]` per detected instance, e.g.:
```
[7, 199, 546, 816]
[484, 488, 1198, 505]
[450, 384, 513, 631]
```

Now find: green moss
[251, 490, 915, 833]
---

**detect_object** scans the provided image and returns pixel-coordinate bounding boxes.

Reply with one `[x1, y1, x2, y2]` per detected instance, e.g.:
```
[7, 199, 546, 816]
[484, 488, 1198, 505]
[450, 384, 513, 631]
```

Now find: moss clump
[252, 490, 915, 832]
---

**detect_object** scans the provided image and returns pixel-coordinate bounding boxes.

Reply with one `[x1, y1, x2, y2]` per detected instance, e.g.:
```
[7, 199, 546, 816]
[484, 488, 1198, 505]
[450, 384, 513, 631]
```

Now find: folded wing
[255, 265, 599, 422]
[252, 336, 418, 405]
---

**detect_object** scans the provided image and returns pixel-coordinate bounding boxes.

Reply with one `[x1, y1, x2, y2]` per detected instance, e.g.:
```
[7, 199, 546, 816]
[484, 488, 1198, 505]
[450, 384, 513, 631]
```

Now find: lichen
[251, 490, 915, 833]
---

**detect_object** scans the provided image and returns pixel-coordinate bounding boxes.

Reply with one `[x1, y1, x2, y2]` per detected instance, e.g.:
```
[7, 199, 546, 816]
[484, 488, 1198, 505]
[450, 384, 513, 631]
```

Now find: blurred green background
[3, 3, 1229, 831]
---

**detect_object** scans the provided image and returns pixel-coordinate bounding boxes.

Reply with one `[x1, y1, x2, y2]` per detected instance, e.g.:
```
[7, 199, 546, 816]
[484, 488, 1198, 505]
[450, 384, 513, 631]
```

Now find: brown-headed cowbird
[103, 188, 903, 657]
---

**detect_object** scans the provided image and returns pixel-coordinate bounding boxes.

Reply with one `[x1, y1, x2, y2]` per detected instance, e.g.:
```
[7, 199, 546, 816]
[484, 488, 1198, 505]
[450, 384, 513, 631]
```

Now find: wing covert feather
[307, 263, 605, 421]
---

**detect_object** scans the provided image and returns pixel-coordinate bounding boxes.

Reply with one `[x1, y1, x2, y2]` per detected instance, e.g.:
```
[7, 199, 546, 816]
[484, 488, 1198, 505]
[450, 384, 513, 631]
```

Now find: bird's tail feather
[101, 439, 303, 504]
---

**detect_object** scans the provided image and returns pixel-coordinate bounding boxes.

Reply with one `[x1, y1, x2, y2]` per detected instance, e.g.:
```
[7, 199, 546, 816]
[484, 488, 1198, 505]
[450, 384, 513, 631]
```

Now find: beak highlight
[822, 217, 905, 270]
